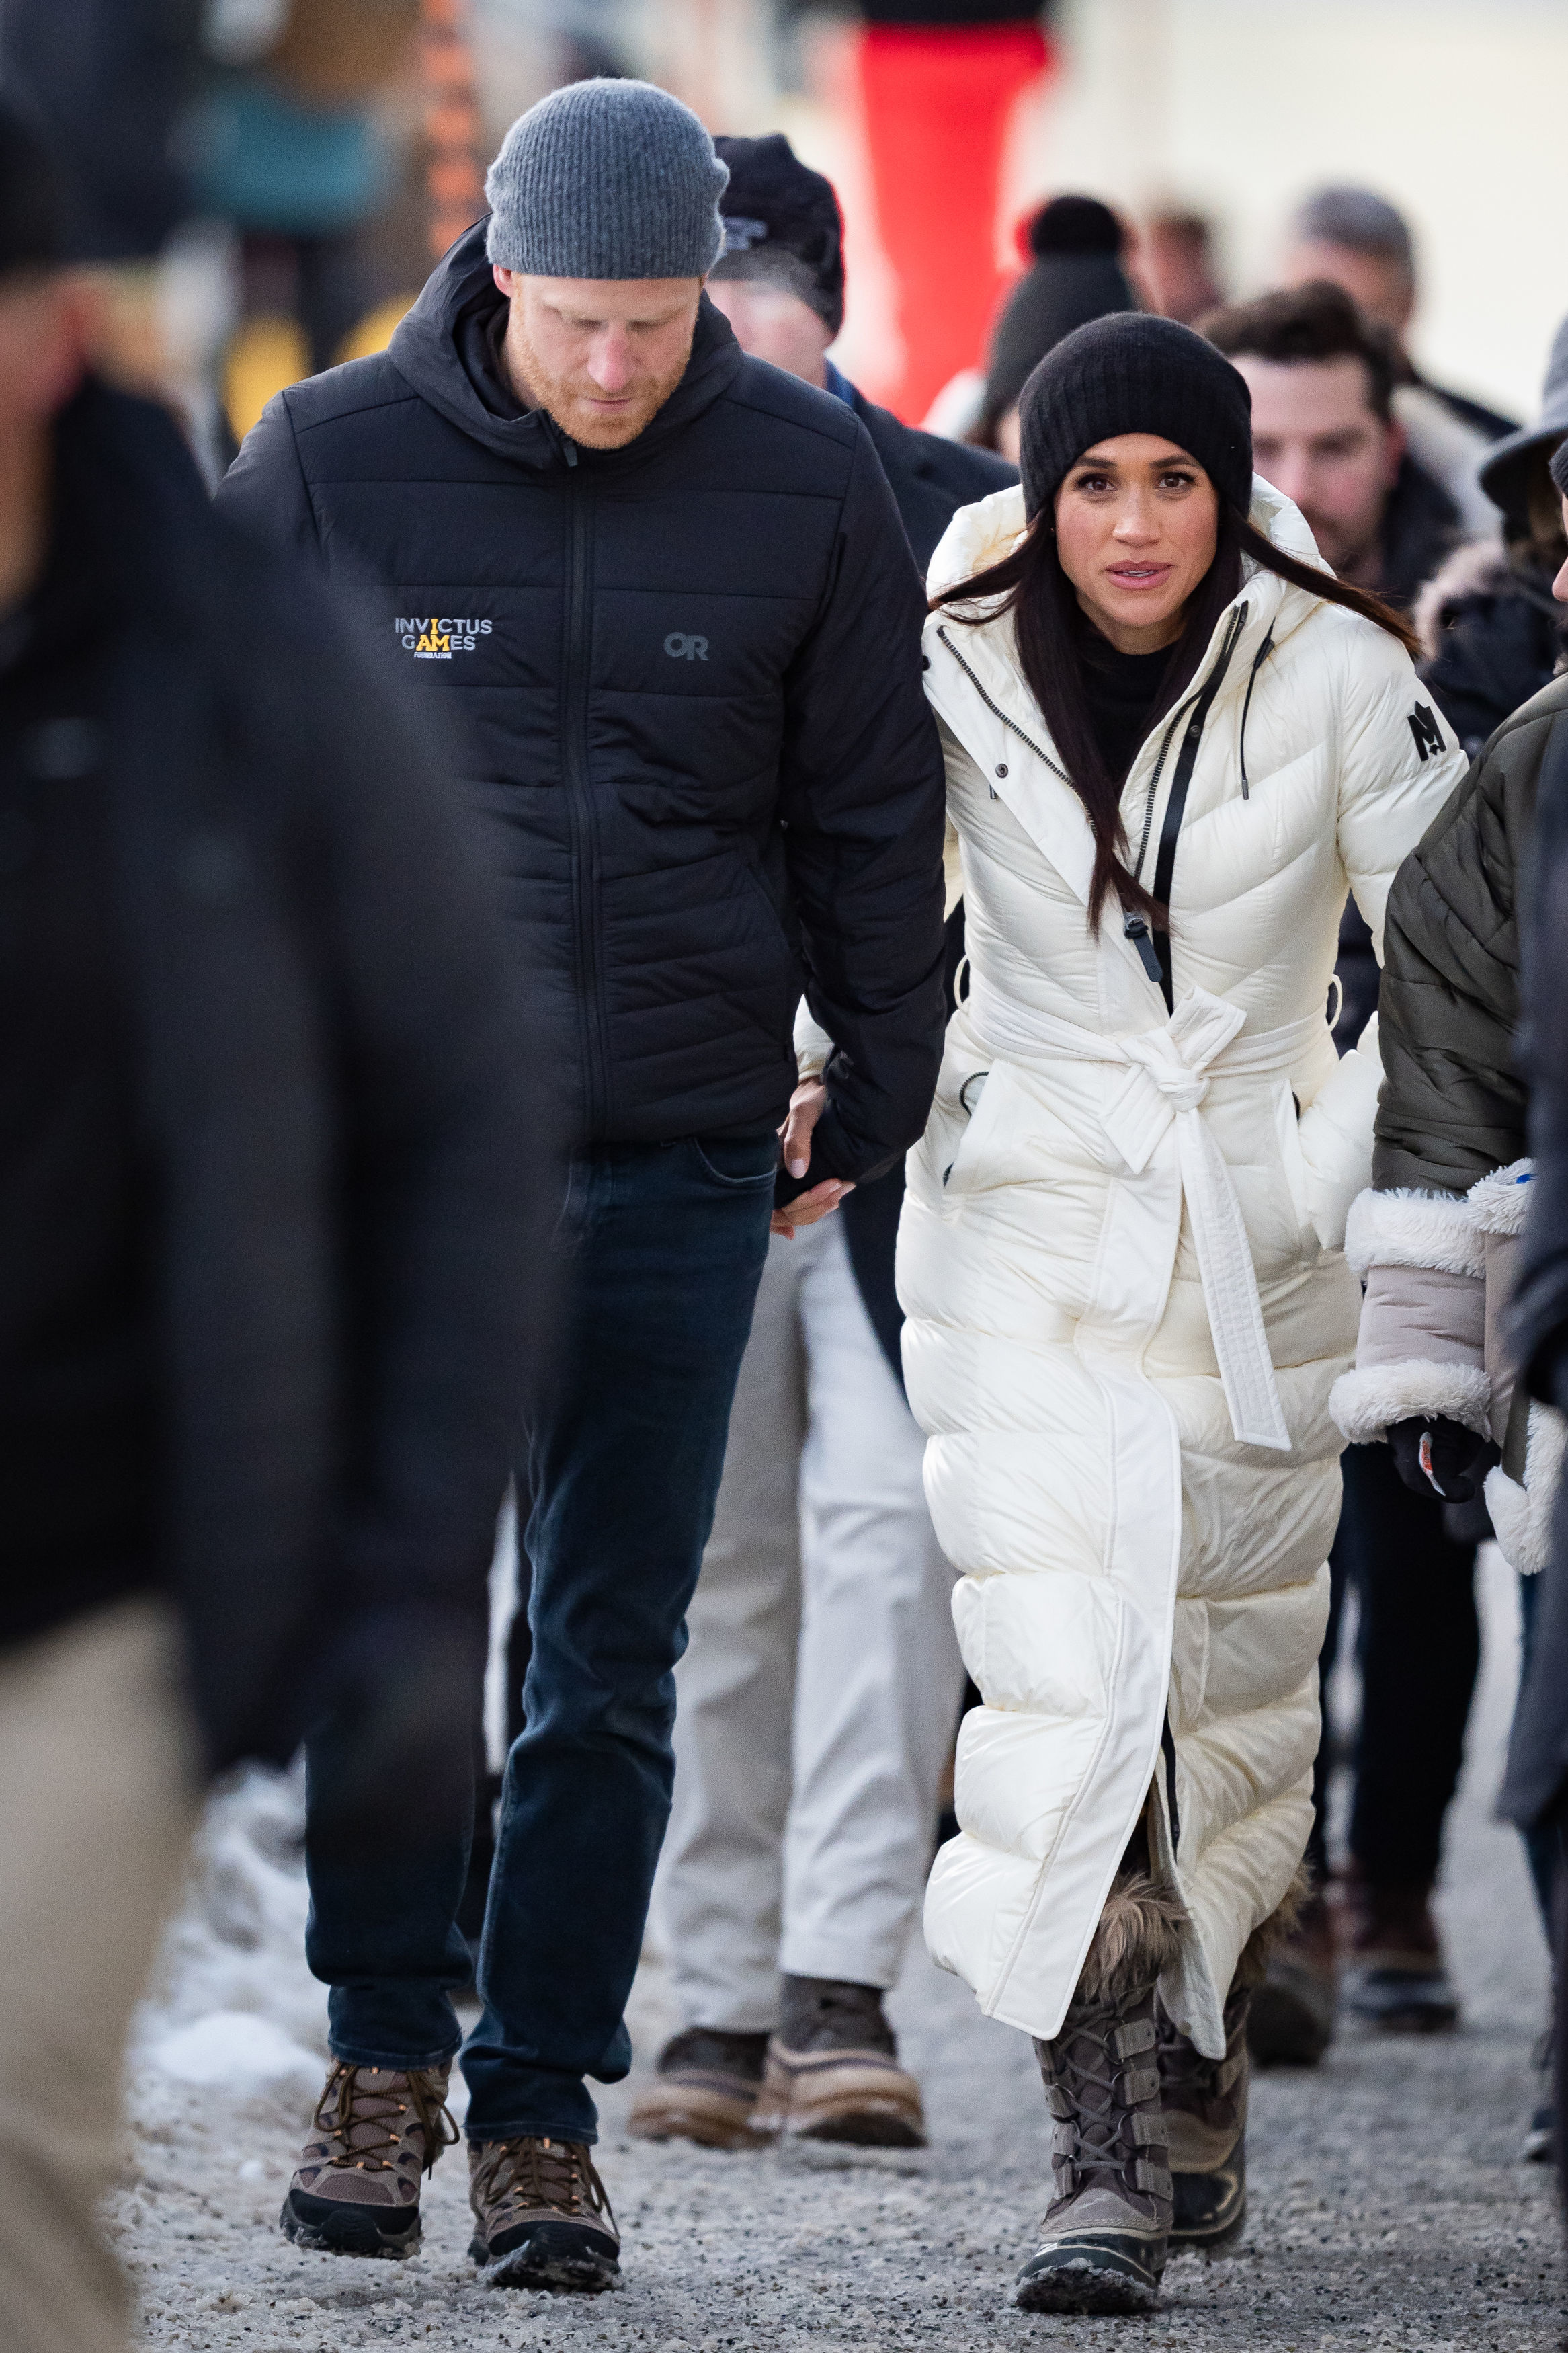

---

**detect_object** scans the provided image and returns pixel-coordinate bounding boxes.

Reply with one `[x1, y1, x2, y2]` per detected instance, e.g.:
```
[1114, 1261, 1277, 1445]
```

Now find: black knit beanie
[711, 134, 845, 338]
[981, 196, 1135, 438]
[1018, 312, 1254, 520]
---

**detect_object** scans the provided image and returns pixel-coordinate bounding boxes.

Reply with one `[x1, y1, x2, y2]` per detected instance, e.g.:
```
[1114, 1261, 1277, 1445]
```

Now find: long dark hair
[932, 502, 1419, 933]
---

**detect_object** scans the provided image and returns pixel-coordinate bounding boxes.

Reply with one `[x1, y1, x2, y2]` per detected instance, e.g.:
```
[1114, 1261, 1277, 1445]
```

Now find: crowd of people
[6, 59, 1568, 2353]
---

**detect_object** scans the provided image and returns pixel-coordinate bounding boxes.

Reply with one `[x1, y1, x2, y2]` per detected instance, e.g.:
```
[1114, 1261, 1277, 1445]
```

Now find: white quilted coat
[899, 479, 1465, 2060]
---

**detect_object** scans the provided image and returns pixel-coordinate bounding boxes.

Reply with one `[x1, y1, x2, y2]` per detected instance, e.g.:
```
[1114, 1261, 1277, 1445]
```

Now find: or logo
[1407, 702, 1444, 763]
[397, 616, 493, 660]
[665, 632, 709, 662]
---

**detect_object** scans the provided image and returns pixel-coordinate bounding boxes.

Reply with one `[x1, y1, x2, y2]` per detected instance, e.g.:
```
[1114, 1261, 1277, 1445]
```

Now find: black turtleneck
[1079, 628, 1173, 784]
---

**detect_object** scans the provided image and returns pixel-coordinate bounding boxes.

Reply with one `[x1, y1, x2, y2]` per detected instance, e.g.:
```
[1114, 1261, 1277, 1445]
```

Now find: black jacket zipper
[934, 625, 1071, 785]
[561, 448, 608, 1133]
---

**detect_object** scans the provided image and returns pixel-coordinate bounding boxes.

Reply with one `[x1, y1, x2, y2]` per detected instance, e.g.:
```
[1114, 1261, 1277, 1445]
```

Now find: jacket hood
[386, 222, 745, 471]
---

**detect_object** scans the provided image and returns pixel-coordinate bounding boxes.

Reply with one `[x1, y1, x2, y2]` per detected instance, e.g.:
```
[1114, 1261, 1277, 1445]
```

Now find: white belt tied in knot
[968, 982, 1327, 1452]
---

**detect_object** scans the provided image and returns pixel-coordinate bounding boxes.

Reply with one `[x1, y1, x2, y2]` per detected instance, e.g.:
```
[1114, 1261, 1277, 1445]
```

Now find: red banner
[856, 20, 1052, 422]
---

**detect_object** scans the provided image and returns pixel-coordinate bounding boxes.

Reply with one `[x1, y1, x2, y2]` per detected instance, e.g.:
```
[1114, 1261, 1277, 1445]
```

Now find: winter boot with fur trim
[1015, 1873, 1184, 2315]
[1158, 1984, 1249, 2253]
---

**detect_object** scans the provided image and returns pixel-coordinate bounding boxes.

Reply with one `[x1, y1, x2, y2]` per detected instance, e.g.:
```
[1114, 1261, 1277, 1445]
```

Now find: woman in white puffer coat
[897, 316, 1464, 2316]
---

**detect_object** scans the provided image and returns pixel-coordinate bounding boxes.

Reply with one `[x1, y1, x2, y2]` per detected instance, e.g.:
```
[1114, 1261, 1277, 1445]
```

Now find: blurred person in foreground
[218, 79, 946, 2293]
[1417, 315, 1568, 760]
[0, 101, 542, 2353]
[630, 134, 1006, 2156]
[1281, 184, 1514, 532]
[1330, 436, 1568, 2161]
[923, 194, 1137, 454]
[1205, 280, 1479, 2060]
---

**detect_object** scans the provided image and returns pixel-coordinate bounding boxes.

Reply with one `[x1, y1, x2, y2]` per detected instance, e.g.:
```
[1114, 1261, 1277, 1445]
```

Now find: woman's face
[1053, 434, 1220, 654]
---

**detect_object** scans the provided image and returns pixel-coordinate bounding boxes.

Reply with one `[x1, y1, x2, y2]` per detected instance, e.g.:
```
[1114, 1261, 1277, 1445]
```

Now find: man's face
[1232, 352, 1402, 579]
[705, 276, 831, 389]
[492, 270, 704, 449]
[1279, 241, 1413, 340]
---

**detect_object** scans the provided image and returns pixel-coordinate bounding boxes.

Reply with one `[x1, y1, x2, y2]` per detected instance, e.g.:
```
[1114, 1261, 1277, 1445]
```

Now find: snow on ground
[113, 1550, 1562, 2350]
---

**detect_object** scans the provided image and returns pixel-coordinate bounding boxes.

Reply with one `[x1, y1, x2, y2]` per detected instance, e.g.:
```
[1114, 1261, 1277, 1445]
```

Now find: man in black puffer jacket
[218, 79, 946, 2294]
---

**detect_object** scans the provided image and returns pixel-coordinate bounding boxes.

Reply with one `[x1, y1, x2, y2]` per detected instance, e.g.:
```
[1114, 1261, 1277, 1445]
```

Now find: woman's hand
[770, 1077, 854, 1238]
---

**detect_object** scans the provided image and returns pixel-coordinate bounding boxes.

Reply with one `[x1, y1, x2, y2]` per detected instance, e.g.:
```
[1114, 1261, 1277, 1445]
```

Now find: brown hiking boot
[280, 2061, 457, 2258]
[468, 2135, 620, 2292]
[1248, 1890, 1337, 2066]
[628, 2027, 769, 2149]
[752, 1977, 927, 2149]
[1344, 1877, 1459, 2033]
[1014, 1874, 1182, 2315]
[1159, 1983, 1249, 2254]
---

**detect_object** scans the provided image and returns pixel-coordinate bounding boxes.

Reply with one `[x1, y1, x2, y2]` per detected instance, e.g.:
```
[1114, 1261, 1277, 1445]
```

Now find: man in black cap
[0, 97, 543, 2353]
[708, 132, 1014, 573]
[630, 134, 1007, 2155]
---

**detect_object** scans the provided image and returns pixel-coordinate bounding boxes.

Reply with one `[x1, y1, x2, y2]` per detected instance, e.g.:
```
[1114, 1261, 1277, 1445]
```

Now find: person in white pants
[632, 1207, 964, 2148]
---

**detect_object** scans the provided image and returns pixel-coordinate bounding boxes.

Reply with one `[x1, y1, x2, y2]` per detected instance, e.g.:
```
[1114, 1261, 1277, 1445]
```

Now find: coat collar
[923, 477, 1332, 907]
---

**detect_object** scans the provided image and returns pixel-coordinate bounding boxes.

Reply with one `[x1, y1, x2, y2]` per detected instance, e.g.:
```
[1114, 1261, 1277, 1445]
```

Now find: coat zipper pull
[1124, 913, 1164, 984]
[563, 438, 579, 468]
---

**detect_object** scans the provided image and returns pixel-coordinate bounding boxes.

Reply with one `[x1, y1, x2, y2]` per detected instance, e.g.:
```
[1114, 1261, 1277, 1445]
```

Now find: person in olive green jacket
[1331, 465, 1568, 2154]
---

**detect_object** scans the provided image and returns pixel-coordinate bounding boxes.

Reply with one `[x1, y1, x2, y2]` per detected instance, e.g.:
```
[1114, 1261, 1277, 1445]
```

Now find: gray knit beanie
[485, 79, 729, 280]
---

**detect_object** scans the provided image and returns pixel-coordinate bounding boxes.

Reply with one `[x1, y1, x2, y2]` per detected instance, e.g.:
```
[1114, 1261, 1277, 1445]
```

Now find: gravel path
[114, 1550, 1562, 2352]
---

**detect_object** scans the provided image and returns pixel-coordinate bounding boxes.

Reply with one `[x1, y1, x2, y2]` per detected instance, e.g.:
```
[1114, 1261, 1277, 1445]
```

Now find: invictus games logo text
[397, 616, 493, 659]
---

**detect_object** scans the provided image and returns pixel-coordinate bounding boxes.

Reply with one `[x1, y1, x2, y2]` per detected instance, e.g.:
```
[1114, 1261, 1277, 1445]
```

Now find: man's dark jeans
[305, 1132, 776, 2139]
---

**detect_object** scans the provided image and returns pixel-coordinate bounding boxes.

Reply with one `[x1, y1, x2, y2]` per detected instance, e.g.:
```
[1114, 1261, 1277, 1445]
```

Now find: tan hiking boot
[752, 1977, 926, 2148]
[1159, 1983, 1249, 2254]
[628, 2027, 769, 2149]
[468, 2135, 620, 2292]
[280, 2061, 457, 2258]
[1015, 1872, 1183, 2315]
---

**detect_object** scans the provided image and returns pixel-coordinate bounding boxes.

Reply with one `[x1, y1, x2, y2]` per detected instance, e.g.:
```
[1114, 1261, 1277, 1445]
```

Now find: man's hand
[771, 1075, 854, 1238]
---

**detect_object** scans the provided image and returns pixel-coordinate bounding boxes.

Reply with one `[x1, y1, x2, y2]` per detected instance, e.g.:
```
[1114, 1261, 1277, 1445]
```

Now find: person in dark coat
[628, 132, 1008, 2156]
[0, 104, 542, 2353]
[217, 80, 948, 2292]
[1417, 313, 1568, 761]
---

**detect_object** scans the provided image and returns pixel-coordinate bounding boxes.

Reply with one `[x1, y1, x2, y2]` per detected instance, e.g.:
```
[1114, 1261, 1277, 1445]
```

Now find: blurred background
[1, 0, 1559, 474]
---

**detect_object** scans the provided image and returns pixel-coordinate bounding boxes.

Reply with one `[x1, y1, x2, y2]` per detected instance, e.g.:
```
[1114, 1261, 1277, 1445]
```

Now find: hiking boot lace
[1040, 1999, 1166, 2200]
[474, 2136, 616, 2230]
[315, 2063, 458, 2178]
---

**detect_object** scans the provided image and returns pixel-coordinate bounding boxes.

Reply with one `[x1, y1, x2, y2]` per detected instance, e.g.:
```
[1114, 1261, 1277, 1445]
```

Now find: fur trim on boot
[1232, 1864, 1311, 1989]
[1077, 1874, 1188, 2007]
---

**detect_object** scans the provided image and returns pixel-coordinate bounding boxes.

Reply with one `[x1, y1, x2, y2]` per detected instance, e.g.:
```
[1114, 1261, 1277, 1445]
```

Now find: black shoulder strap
[1151, 612, 1245, 1010]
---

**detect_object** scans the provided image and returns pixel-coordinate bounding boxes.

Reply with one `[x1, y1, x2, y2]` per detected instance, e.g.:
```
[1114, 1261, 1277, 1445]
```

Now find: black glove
[1387, 1415, 1498, 1505]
